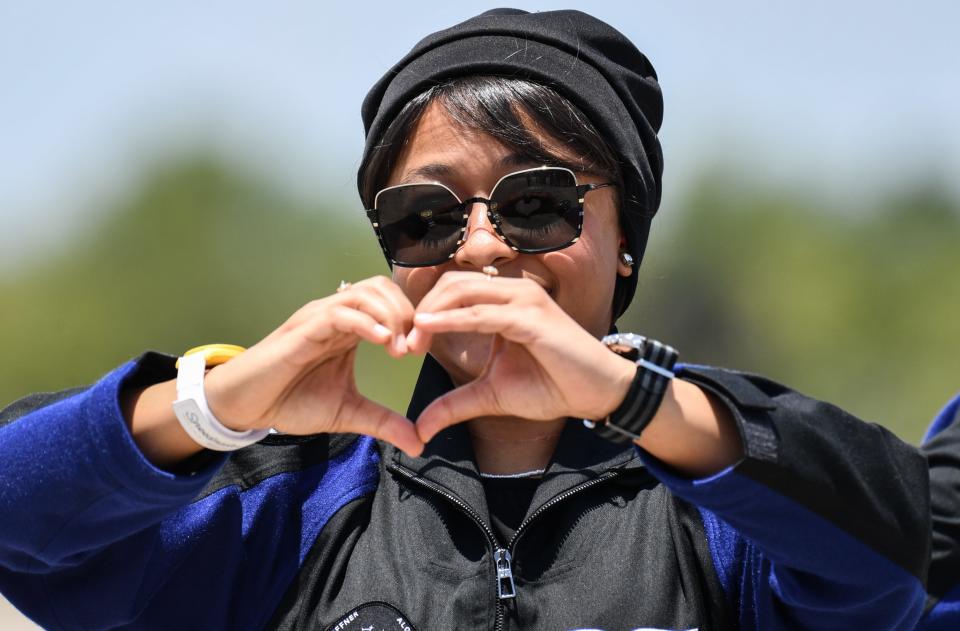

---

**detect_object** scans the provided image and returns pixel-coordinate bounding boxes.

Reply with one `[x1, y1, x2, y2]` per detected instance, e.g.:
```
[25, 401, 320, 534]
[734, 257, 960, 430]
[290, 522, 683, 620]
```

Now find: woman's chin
[430, 332, 494, 385]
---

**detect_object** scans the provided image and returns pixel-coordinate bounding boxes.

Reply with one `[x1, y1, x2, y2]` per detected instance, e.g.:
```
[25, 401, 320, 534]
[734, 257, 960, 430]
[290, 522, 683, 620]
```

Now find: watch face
[607, 341, 640, 361]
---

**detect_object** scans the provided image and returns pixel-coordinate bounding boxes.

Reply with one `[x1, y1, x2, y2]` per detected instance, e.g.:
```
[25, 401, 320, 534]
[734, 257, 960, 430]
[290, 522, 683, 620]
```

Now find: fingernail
[415, 312, 436, 324]
[393, 334, 408, 353]
[406, 328, 420, 347]
[373, 324, 391, 338]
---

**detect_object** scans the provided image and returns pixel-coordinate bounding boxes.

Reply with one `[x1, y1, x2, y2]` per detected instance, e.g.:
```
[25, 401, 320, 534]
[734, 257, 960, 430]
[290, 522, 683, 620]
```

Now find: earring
[618, 251, 635, 268]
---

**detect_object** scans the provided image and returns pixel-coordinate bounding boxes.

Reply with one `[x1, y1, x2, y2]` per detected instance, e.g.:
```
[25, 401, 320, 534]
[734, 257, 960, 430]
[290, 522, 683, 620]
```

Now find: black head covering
[359, 8, 663, 317]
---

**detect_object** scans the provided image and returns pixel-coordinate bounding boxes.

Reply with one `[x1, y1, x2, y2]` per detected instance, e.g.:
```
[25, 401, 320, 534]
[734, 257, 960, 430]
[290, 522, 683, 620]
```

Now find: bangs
[435, 78, 618, 179]
[359, 76, 621, 209]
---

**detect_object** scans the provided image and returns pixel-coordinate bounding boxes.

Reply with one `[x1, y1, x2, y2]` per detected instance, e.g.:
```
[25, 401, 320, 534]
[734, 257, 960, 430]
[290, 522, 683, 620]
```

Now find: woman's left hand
[407, 271, 636, 442]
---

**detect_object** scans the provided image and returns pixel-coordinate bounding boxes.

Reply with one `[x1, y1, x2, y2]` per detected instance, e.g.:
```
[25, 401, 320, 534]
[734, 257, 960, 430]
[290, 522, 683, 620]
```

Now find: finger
[338, 285, 400, 330]
[340, 395, 424, 457]
[337, 286, 410, 354]
[404, 325, 435, 355]
[416, 379, 501, 443]
[281, 306, 390, 368]
[414, 304, 532, 341]
[415, 272, 516, 314]
[362, 275, 416, 324]
[347, 279, 414, 353]
[328, 305, 393, 347]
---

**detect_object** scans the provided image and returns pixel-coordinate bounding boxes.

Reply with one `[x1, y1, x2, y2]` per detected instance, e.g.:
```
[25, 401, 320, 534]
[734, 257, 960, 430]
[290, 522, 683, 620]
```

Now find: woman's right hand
[125, 275, 424, 467]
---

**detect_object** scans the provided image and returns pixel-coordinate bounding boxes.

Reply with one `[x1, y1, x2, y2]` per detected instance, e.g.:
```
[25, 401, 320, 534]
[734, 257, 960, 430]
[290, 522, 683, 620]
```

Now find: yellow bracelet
[175, 343, 246, 369]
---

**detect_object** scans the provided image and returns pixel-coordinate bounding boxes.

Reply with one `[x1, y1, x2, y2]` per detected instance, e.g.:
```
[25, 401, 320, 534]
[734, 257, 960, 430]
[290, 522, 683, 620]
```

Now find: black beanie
[359, 8, 663, 317]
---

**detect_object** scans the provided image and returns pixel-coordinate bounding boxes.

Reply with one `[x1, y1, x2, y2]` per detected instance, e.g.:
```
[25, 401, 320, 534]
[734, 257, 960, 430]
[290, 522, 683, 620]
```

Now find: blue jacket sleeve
[639, 365, 930, 631]
[916, 392, 960, 630]
[0, 353, 380, 630]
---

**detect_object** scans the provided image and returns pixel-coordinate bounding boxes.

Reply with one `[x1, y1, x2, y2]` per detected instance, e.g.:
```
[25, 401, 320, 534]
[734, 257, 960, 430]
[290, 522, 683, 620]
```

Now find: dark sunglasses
[366, 166, 615, 267]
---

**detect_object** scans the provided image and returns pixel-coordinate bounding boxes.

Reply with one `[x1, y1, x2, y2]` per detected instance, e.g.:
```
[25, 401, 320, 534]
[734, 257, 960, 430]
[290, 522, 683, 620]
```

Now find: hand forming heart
[406, 271, 636, 443]
[201, 272, 635, 458]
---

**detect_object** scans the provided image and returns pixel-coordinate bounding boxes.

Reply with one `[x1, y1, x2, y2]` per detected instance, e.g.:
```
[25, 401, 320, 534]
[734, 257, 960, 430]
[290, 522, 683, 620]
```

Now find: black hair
[358, 75, 631, 320]
[359, 76, 621, 205]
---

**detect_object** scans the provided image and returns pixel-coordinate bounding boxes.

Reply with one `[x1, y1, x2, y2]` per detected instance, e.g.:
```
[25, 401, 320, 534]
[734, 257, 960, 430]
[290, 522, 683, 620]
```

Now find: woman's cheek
[394, 266, 443, 306]
[544, 245, 618, 336]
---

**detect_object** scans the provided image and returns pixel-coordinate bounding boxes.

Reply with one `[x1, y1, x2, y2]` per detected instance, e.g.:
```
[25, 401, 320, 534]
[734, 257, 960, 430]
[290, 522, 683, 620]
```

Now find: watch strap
[172, 352, 269, 451]
[584, 337, 678, 443]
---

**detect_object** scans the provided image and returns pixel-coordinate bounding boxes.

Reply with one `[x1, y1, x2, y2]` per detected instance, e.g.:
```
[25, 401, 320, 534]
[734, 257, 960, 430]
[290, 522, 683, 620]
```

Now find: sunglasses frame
[365, 165, 616, 267]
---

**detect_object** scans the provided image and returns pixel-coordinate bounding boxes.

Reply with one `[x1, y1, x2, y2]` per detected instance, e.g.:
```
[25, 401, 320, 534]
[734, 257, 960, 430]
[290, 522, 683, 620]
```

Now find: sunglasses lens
[490, 169, 580, 251]
[375, 185, 464, 266]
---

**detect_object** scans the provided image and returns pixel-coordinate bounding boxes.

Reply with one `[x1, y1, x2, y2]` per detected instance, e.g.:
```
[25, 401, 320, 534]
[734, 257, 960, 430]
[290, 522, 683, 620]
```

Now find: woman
[0, 8, 930, 630]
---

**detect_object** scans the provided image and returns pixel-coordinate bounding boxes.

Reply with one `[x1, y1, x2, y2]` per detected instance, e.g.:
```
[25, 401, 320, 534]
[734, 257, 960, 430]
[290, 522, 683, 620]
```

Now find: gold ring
[336, 280, 352, 293]
[482, 265, 499, 280]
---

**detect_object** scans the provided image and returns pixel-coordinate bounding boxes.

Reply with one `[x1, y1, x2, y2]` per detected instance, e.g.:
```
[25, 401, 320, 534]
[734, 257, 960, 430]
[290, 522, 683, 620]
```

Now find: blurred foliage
[631, 173, 960, 441]
[0, 156, 422, 420]
[1, 154, 957, 443]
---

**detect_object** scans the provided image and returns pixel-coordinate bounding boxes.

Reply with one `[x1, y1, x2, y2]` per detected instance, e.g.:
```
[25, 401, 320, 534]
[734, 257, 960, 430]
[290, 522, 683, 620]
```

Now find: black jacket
[918, 391, 960, 629]
[0, 353, 932, 630]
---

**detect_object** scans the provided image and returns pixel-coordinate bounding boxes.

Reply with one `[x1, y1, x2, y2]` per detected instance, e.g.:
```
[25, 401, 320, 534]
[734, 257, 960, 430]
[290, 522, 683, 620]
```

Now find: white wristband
[171, 352, 269, 451]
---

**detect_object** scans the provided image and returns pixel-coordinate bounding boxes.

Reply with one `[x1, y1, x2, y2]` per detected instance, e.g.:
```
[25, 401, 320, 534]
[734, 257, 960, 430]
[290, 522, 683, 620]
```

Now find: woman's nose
[452, 201, 518, 270]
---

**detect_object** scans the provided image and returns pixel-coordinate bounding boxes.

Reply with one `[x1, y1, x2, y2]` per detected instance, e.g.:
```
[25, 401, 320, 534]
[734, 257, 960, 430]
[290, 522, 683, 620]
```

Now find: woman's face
[387, 102, 630, 385]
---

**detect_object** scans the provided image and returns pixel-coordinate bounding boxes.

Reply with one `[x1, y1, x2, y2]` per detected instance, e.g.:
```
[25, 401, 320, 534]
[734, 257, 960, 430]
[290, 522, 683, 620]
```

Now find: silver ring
[336, 280, 352, 293]
[482, 265, 499, 280]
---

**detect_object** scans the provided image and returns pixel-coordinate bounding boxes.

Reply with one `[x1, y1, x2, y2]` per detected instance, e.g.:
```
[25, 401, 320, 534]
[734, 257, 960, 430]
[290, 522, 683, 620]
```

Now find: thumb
[339, 395, 424, 458]
[415, 379, 501, 443]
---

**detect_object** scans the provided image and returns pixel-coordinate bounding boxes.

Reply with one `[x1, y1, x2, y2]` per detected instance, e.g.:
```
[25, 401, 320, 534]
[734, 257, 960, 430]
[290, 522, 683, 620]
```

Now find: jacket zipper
[506, 471, 619, 555]
[388, 464, 511, 631]
[390, 463, 620, 631]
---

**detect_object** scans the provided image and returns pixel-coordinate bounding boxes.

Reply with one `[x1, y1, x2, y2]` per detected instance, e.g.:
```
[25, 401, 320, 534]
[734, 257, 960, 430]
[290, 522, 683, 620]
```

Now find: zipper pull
[494, 548, 516, 599]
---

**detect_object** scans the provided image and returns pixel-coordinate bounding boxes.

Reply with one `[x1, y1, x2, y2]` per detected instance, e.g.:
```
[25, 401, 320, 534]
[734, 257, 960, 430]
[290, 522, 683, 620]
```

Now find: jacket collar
[390, 354, 647, 524]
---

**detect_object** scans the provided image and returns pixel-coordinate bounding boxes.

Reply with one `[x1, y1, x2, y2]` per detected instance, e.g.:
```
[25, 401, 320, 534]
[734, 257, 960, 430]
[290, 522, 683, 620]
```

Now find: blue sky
[1, 0, 958, 269]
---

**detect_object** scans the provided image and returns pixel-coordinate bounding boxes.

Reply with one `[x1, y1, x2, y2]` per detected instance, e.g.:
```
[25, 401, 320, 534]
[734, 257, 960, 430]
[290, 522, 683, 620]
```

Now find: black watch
[583, 333, 679, 443]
